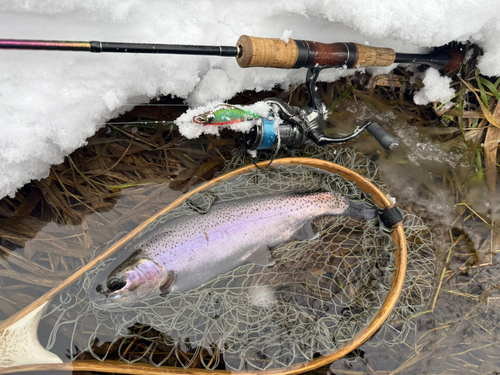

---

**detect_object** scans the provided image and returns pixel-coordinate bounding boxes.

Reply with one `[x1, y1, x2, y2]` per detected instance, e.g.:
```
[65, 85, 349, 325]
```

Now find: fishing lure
[192, 104, 260, 125]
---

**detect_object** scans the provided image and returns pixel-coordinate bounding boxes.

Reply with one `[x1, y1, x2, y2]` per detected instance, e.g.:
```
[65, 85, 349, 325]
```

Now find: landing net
[41, 146, 434, 371]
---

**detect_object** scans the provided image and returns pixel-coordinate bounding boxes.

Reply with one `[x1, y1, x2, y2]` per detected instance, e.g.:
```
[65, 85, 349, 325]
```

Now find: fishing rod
[0, 35, 463, 71]
[0, 35, 463, 152]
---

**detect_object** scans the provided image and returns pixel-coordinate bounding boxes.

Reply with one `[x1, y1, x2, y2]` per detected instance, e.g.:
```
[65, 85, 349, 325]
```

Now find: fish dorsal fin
[292, 219, 319, 241]
[159, 271, 176, 296]
[247, 246, 275, 267]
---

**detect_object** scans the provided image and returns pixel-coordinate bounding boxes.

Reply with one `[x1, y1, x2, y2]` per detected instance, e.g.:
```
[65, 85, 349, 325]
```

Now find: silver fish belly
[95, 192, 371, 305]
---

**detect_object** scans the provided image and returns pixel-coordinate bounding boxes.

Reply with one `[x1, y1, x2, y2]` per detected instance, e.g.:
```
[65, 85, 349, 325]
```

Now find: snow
[413, 68, 456, 105]
[280, 30, 293, 43]
[0, 0, 499, 199]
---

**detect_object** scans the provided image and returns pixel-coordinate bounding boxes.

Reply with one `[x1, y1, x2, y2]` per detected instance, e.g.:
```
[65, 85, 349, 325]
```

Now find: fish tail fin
[344, 200, 378, 220]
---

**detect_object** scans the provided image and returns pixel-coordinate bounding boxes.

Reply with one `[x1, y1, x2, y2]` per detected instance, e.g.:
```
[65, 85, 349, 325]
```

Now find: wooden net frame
[0, 157, 407, 375]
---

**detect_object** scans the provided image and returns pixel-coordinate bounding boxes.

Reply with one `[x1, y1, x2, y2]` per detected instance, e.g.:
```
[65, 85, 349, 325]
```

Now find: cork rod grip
[351, 43, 396, 67]
[236, 35, 398, 69]
[236, 35, 299, 68]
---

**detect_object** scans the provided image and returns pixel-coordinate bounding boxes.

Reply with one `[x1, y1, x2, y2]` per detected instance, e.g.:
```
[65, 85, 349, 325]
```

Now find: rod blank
[0, 37, 462, 71]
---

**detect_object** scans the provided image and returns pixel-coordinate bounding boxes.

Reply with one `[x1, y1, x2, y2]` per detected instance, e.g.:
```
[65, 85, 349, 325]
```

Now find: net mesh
[41, 146, 434, 371]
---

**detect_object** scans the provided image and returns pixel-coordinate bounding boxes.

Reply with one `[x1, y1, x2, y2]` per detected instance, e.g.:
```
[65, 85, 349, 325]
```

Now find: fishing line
[0, 120, 176, 128]
[0, 103, 189, 107]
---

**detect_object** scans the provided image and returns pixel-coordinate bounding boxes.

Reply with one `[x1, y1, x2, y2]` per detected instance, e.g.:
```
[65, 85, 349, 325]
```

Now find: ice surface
[0, 0, 499, 198]
[413, 68, 456, 105]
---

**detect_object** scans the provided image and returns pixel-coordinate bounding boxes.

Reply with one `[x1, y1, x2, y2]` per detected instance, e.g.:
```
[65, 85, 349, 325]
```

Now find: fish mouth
[90, 257, 170, 307]
[91, 286, 136, 309]
[91, 280, 132, 308]
[91, 277, 162, 308]
[91, 283, 119, 307]
[92, 271, 134, 301]
[94, 281, 125, 297]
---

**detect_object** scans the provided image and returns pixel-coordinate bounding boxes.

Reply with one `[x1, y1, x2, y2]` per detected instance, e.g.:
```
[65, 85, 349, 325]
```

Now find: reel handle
[365, 121, 399, 150]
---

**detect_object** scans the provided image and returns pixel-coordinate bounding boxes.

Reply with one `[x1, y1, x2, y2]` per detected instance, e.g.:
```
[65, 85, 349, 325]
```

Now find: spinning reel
[242, 67, 400, 152]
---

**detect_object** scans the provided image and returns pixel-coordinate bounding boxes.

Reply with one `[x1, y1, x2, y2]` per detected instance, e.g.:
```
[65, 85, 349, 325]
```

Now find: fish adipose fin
[344, 200, 378, 220]
[292, 219, 319, 241]
[247, 246, 275, 267]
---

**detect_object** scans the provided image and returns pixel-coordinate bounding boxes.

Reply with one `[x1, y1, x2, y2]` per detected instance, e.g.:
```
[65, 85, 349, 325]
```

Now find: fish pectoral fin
[247, 246, 275, 267]
[159, 271, 176, 296]
[291, 219, 319, 241]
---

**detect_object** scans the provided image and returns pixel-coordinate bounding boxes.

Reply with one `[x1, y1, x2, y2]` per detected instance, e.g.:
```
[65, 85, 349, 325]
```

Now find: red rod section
[0, 39, 91, 51]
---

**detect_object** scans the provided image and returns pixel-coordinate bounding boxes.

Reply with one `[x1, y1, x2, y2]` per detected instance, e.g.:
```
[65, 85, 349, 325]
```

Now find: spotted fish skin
[143, 192, 349, 291]
[96, 192, 373, 305]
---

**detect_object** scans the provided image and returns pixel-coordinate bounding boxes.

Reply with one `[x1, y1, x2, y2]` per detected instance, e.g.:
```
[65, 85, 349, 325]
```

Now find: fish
[93, 192, 377, 306]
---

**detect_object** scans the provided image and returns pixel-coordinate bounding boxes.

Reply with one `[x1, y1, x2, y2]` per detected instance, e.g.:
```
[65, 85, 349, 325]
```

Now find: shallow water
[327, 99, 500, 374]
[0, 96, 499, 374]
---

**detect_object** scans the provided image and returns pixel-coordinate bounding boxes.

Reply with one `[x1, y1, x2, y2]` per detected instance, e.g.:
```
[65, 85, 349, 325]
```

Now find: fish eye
[107, 277, 126, 292]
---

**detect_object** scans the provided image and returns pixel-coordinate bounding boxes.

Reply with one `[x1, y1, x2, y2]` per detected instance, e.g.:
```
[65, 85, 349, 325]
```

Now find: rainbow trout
[93, 192, 376, 306]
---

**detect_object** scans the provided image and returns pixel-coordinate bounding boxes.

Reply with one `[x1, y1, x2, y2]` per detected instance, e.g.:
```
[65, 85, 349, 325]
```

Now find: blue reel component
[258, 117, 277, 150]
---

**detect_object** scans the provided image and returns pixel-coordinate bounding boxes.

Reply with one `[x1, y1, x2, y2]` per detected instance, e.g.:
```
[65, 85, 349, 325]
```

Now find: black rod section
[395, 52, 449, 65]
[92, 41, 238, 56]
[395, 49, 463, 71]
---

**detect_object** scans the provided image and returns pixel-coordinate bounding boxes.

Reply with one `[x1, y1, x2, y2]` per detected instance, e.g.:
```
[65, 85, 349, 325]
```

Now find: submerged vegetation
[0, 42, 499, 373]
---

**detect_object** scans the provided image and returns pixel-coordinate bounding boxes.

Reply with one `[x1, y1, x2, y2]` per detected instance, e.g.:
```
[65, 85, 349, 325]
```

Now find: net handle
[0, 157, 407, 375]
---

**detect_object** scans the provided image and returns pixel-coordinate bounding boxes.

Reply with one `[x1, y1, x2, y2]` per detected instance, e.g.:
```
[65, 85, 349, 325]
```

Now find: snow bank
[0, 0, 499, 198]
